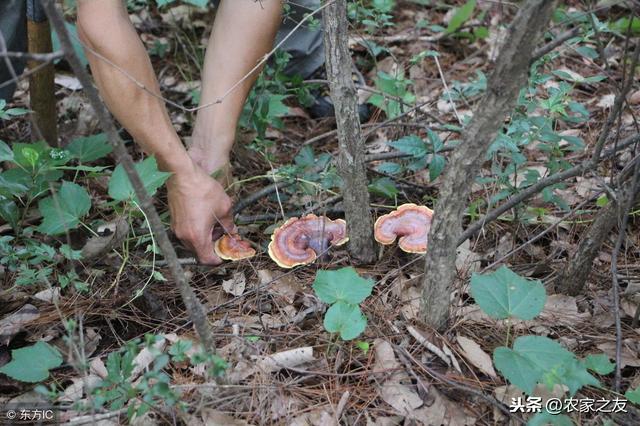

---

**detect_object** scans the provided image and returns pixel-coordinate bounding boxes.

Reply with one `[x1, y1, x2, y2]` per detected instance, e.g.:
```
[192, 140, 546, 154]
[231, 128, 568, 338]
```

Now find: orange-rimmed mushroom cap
[374, 203, 433, 254]
[214, 234, 257, 261]
[268, 214, 349, 268]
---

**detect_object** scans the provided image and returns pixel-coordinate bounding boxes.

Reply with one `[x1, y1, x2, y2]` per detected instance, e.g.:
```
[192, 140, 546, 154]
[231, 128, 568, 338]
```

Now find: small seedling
[312, 267, 374, 341]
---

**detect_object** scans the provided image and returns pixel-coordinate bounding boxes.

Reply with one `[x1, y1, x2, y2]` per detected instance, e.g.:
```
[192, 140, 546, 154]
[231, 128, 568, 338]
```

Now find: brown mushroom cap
[267, 214, 349, 268]
[374, 203, 433, 253]
[214, 234, 257, 261]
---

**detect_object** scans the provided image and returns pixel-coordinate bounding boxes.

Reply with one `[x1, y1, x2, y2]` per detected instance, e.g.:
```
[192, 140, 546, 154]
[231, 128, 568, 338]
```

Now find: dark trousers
[0, 0, 28, 101]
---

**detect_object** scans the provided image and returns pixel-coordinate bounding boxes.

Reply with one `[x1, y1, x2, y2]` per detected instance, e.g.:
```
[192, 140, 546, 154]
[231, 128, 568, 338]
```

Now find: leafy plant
[0, 99, 29, 120]
[368, 70, 416, 118]
[471, 266, 616, 416]
[313, 267, 374, 341]
[38, 181, 91, 235]
[446, 0, 476, 34]
[470, 266, 546, 321]
[108, 156, 171, 203]
[0, 341, 63, 382]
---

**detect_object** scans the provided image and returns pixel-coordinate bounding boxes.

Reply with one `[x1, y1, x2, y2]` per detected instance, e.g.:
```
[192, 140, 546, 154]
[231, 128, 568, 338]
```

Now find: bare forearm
[76, 0, 190, 174]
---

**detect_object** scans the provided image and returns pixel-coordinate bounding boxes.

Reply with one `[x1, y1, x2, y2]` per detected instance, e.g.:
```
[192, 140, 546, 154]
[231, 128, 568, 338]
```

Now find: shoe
[307, 65, 371, 122]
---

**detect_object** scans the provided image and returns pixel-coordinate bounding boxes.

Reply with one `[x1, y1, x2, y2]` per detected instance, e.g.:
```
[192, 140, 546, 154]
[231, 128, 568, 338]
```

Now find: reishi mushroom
[268, 214, 349, 268]
[214, 234, 257, 261]
[373, 203, 433, 253]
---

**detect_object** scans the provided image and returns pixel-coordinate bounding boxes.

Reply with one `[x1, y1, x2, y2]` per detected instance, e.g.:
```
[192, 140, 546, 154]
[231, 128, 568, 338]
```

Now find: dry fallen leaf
[411, 385, 476, 425]
[0, 304, 40, 345]
[380, 381, 423, 415]
[456, 335, 498, 378]
[222, 272, 247, 297]
[257, 269, 302, 303]
[539, 294, 591, 326]
[597, 341, 640, 368]
[201, 408, 251, 426]
[81, 217, 129, 260]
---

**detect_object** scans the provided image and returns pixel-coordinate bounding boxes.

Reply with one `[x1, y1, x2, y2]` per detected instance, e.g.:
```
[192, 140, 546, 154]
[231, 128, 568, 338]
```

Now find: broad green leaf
[0, 140, 13, 163]
[0, 173, 29, 196]
[368, 177, 399, 199]
[494, 336, 577, 395]
[313, 267, 375, 305]
[376, 162, 403, 175]
[323, 302, 367, 341]
[545, 358, 599, 396]
[470, 265, 546, 320]
[429, 154, 446, 181]
[38, 181, 91, 235]
[389, 135, 427, 158]
[583, 353, 615, 375]
[493, 346, 542, 395]
[108, 157, 171, 202]
[0, 198, 19, 229]
[67, 133, 112, 162]
[446, 0, 477, 34]
[0, 341, 63, 382]
[625, 386, 640, 404]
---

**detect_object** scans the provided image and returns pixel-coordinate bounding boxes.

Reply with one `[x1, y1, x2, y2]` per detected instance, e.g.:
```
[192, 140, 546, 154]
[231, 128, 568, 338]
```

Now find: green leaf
[183, 0, 209, 8]
[429, 154, 446, 181]
[596, 194, 609, 207]
[356, 341, 370, 355]
[376, 162, 403, 175]
[323, 302, 367, 341]
[368, 177, 398, 199]
[493, 346, 541, 395]
[51, 22, 88, 68]
[583, 353, 615, 375]
[446, 0, 477, 34]
[389, 135, 427, 158]
[108, 157, 171, 202]
[0, 140, 13, 163]
[625, 386, 640, 404]
[38, 181, 91, 235]
[0, 172, 30, 196]
[313, 267, 375, 305]
[67, 133, 113, 162]
[0, 341, 63, 382]
[494, 336, 576, 395]
[0, 198, 19, 230]
[470, 265, 546, 320]
[547, 357, 599, 396]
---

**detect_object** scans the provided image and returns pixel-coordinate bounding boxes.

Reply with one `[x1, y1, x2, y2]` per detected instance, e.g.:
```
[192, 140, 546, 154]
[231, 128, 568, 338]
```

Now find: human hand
[166, 162, 236, 265]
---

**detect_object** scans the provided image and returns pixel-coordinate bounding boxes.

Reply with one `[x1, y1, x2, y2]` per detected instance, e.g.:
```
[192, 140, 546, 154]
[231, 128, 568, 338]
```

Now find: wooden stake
[27, 17, 57, 145]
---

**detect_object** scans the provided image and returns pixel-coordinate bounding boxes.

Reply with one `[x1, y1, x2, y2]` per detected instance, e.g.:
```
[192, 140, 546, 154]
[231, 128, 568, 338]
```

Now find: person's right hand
[166, 162, 236, 265]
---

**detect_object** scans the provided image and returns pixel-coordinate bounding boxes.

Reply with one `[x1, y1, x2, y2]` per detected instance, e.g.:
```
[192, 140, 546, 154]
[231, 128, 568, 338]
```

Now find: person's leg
[276, 0, 324, 79]
[189, 0, 282, 178]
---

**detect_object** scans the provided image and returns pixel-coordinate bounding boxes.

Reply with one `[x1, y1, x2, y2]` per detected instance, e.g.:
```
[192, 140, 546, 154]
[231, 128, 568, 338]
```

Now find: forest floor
[1, 1, 640, 425]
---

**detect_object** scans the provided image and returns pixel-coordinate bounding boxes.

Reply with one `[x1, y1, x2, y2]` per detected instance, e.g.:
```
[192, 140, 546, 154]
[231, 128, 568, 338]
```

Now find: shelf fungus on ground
[214, 234, 257, 261]
[268, 214, 349, 268]
[373, 203, 434, 254]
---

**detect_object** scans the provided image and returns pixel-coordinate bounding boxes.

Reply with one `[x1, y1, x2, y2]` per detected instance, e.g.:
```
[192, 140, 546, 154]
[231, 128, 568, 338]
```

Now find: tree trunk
[322, 0, 376, 264]
[559, 181, 639, 296]
[421, 0, 556, 330]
